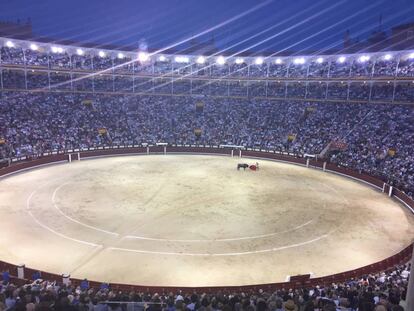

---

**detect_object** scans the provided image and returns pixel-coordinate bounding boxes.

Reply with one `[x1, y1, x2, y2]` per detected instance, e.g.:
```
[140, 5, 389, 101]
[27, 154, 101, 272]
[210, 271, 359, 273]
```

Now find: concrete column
[306, 158, 310, 168]
[388, 186, 393, 197]
[407, 245, 414, 311]
[382, 183, 386, 193]
[146, 146, 150, 155]
[231, 150, 234, 157]
[17, 264, 25, 279]
[68, 154, 72, 163]
[323, 162, 326, 172]
[239, 150, 242, 158]
[164, 146, 166, 155]
[77, 152, 81, 161]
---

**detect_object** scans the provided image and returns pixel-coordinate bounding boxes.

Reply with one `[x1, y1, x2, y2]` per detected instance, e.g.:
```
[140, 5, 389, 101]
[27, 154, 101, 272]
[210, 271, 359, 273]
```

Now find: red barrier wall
[1, 146, 413, 292]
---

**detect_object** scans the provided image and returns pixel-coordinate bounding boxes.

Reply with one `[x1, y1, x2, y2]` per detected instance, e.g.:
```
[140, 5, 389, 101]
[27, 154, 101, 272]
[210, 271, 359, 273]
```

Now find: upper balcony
[1, 37, 414, 80]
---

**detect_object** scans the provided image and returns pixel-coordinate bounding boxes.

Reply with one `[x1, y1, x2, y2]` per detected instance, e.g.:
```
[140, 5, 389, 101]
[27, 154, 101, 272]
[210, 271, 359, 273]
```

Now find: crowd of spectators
[0, 43, 414, 311]
[0, 91, 413, 197]
[1, 72, 413, 102]
[0, 263, 411, 311]
[1, 44, 414, 102]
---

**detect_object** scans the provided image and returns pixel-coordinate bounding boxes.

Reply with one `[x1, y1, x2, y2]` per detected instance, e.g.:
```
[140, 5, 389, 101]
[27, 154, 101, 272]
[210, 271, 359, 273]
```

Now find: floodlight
[76, 48, 84, 56]
[138, 51, 149, 62]
[30, 43, 38, 51]
[175, 56, 189, 63]
[338, 56, 346, 63]
[359, 55, 370, 62]
[235, 58, 244, 64]
[57, 47, 63, 53]
[5, 40, 14, 48]
[117, 52, 125, 59]
[383, 54, 392, 60]
[196, 56, 205, 64]
[275, 58, 282, 64]
[316, 57, 324, 63]
[293, 57, 305, 65]
[158, 55, 166, 61]
[255, 57, 264, 65]
[51, 46, 59, 53]
[216, 56, 226, 65]
[409, 52, 414, 59]
[98, 51, 106, 58]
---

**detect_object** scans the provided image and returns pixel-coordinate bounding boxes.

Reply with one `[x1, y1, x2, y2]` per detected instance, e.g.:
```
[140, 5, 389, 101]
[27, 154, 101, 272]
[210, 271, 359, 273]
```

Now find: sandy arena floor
[0, 154, 413, 287]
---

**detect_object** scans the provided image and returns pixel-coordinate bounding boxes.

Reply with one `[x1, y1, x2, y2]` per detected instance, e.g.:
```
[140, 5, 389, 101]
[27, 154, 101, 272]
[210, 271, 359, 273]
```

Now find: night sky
[0, 0, 413, 54]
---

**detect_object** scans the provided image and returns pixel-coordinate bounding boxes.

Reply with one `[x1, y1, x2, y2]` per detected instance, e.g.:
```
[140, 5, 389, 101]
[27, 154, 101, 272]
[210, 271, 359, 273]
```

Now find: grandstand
[1, 4, 414, 311]
[0, 38, 413, 103]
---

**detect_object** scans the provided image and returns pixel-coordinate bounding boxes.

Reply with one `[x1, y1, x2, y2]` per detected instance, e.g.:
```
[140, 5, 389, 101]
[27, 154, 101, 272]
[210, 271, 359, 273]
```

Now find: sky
[0, 0, 414, 55]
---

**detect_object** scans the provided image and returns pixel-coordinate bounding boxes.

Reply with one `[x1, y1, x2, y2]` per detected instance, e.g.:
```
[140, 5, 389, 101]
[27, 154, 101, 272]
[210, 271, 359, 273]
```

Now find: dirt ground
[0, 154, 413, 287]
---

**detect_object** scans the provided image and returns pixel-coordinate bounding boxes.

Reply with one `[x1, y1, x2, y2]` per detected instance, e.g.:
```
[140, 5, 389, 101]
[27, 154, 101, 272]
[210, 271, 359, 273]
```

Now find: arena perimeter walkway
[0, 154, 413, 287]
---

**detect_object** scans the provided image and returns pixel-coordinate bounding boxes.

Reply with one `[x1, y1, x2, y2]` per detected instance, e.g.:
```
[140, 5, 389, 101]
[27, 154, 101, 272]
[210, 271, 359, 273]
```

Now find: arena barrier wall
[1, 145, 413, 292]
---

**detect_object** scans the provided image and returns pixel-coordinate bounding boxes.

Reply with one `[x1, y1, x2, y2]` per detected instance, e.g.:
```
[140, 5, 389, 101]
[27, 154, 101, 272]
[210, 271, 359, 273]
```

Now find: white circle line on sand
[109, 233, 330, 256]
[52, 183, 119, 236]
[122, 219, 314, 242]
[26, 189, 102, 248]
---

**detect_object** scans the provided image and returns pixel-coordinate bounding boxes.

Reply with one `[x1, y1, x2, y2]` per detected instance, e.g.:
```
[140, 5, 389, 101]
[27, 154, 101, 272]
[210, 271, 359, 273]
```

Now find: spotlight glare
[338, 56, 346, 63]
[255, 57, 264, 65]
[51, 46, 59, 53]
[30, 43, 38, 51]
[158, 55, 166, 62]
[118, 52, 125, 59]
[275, 58, 282, 64]
[98, 51, 106, 58]
[196, 56, 205, 64]
[216, 56, 226, 65]
[76, 48, 84, 56]
[5, 40, 14, 48]
[316, 57, 324, 63]
[57, 47, 63, 53]
[409, 52, 414, 59]
[138, 51, 149, 62]
[235, 58, 244, 64]
[383, 54, 392, 60]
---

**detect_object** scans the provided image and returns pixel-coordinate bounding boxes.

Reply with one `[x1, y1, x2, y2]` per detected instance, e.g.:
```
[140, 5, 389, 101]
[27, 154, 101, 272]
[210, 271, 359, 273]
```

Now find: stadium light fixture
[5, 40, 14, 48]
[216, 56, 226, 65]
[338, 56, 346, 63]
[98, 51, 106, 58]
[255, 57, 264, 65]
[235, 58, 244, 64]
[384, 54, 392, 60]
[117, 52, 125, 59]
[30, 43, 38, 51]
[275, 58, 282, 64]
[158, 55, 166, 62]
[196, 56, 205, 64]
[57, 47, 64, 53]
[293, 57, 305, 65]
[175, 56, 189, 63]
[138, 51, 149, 62]
[51, 46, 59, 53]
[316, 57, 324, 63]
[409, 52, 414, 59]
[359, 55, 370, 62]
[76, 48, 84, 56]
